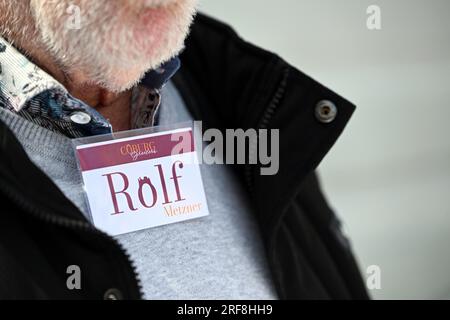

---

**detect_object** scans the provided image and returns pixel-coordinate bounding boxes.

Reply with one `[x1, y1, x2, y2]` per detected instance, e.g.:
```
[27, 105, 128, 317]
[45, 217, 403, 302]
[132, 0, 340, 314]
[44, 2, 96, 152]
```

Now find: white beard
[28, 0, 198, 92]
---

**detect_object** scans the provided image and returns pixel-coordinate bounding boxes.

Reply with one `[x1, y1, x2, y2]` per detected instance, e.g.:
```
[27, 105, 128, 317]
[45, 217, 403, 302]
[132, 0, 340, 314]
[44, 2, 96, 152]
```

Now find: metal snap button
[315, 100, 337, 123]
[103, 288, 123, 300]
[70, 111, 92, 125]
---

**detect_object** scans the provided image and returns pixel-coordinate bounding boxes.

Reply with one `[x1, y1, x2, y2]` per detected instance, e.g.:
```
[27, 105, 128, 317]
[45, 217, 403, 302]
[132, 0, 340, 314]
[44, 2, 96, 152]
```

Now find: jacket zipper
[243, 66, 290, 299]
[245, 67, 290, 192]
[0, 178, 143, 299]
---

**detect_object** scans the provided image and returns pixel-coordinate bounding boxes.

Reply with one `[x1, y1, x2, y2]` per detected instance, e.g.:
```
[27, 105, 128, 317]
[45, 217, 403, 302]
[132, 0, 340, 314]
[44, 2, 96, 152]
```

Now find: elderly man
[0, 0, 368, 300]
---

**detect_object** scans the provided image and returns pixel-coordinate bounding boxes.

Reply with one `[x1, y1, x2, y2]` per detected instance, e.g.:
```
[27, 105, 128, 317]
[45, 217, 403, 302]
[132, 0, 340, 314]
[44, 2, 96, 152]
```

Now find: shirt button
[103, 288, 123, 300]
[315, 100, 337, 123]
[70, 111, 92, 125]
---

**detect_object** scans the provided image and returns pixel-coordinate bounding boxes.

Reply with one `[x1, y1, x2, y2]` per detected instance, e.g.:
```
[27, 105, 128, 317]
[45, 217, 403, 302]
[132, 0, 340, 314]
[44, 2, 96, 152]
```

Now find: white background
[201, 0, 450, 299]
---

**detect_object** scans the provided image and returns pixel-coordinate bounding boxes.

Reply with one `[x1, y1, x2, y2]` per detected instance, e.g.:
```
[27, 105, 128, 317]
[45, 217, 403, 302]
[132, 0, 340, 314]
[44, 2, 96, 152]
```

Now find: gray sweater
[0, 81, 277, 299]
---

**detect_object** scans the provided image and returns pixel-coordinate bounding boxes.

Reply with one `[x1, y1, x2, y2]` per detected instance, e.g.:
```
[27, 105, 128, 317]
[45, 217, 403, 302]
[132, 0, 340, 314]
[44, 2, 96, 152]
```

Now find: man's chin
[93, 67, 149, 93]
[97, 1, 194, 92]
[32, 0, 196, 92]
[131, 1, 190, 60]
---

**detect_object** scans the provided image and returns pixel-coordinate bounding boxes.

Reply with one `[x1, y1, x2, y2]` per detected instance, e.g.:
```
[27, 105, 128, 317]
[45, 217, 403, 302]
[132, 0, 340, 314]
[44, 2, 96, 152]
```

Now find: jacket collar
[175, 13, 356, 234]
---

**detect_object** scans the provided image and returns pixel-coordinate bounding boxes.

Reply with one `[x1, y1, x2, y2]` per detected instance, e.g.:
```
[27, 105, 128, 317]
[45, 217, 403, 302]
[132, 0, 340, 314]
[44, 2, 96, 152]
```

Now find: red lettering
[138, 176, 157, 208]
[155, 164, 171, 205]
[102, 172, 138, 215]
[171, 161, 185, 202]
[102, 161, 186, 214]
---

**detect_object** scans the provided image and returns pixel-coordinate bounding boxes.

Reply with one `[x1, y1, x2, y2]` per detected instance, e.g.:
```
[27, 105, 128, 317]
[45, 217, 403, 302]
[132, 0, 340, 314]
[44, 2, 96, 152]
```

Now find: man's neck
[27, 44, 132, 131]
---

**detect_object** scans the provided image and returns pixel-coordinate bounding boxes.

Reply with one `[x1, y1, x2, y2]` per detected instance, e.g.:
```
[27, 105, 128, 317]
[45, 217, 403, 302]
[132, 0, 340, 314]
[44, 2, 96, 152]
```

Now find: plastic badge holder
[71, 121, 209, 236]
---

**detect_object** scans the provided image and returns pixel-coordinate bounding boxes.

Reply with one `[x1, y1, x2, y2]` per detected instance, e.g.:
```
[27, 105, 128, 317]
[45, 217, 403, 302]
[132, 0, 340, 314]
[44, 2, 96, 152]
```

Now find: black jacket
[0, 14, 369, 300]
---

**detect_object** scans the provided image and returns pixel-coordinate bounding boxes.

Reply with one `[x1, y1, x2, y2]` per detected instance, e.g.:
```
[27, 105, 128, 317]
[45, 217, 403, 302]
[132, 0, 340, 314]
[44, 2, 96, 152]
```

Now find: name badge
[73, 126, 209, 236]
